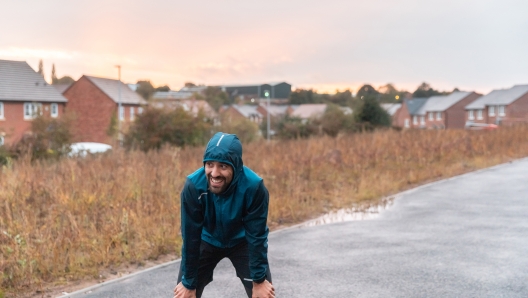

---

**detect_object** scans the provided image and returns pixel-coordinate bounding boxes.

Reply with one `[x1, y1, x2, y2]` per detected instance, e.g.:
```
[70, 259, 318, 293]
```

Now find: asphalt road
[66, 158, 528, 298]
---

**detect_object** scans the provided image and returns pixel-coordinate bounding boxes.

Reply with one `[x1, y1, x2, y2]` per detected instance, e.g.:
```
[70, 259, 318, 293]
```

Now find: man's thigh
[227, 241, 272, 296]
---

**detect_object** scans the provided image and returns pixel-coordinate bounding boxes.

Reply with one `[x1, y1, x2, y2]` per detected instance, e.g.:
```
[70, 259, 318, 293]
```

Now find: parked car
[464, 122, 498, 130]
[70, 142, 112, 156]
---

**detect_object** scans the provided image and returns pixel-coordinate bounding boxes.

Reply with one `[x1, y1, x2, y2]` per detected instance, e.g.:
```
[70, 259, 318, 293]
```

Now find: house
[222, 104, 263, 124]
[151, 99, 218, 122]
[152, 86, 207, 101]
[256, 103, 290, 120]
[219, 82, 291, 101]
[381, 103, 402, 127]
[290, 104, 327, 120]
[465, 85, 528, 126]
[394, 98, 428, 128]
[417, 92, 481, 129]
[63, 75, 147, 144]
[0, 59, 67, 145]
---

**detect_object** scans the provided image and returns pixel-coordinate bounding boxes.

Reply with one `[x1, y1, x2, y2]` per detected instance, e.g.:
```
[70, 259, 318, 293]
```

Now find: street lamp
[264, 90, 270, 142]
[115, 65, 122, 146]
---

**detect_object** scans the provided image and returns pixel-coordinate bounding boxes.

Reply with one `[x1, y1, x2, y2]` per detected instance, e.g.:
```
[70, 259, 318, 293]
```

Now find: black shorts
[177, 240, 272, 298]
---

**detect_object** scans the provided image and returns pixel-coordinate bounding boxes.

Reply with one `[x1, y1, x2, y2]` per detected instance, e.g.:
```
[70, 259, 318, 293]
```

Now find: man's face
[205, 161, 233, 194]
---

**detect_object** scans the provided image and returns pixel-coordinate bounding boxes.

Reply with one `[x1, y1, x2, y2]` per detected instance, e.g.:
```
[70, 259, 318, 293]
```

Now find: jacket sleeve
[180, 178, 204, 290]
[243, 180, 270, 283]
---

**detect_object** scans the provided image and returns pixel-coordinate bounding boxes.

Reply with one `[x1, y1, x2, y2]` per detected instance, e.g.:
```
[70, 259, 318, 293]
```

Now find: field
[1, 126, 528, 296]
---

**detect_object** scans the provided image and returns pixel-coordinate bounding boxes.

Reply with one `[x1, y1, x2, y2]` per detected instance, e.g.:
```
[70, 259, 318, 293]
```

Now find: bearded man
[174, 132, 275, 298]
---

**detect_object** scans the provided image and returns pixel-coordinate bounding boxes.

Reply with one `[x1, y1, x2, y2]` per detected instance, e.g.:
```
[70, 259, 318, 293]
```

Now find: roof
[151, 99, 217, 118]
[290, 104, 327, 119]
[404, 98, 428, 115]
[221, 82, 290, 88]
[423, 92, 472, 112]
[152, 90, 194, 100]
[258, 103, 289, 116]
[0, 59, 67, 102]
[380, 103, 401, 116]
[466, 85, 528, 110]
[231, 104, 262, 118]
[53, 84, 72, 94]
[85, 76, 147, 105]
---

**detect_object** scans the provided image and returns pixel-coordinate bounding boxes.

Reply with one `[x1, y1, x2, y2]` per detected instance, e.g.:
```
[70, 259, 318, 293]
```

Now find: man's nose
[211, 165, 220, 176]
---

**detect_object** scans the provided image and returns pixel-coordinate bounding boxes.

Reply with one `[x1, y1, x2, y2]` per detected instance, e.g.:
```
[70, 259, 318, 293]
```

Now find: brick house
[0, 59, 67, 146]
[222, 104, 263, 124]
[381, 103, 402, 127]
[416, 92, 481, 129]
[394, 98, 428, 128]
[465, 85, 528, 126]
[63, 75, 147, 144]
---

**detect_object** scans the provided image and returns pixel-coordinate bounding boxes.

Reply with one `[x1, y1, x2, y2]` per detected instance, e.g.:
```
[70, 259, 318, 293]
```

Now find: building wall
[222, 106, 246, 123]
[0, 101, 66, 145]
[64, 76, 116, 144]
[424, 111, 445, 129]
[504, 92, 528, 125]
[393, 101, 410, 128]
[445, 92, 481, 129]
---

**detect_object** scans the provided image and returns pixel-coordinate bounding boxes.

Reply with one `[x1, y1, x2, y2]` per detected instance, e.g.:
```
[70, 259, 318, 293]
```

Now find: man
[174, 132, 275, 298]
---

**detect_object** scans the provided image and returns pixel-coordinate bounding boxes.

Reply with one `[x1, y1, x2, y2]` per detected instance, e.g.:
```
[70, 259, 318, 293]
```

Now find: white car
[70, 142, 112, 156]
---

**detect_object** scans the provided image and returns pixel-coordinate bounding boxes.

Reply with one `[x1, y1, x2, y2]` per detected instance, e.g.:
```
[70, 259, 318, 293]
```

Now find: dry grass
[1, 125, 528, 296]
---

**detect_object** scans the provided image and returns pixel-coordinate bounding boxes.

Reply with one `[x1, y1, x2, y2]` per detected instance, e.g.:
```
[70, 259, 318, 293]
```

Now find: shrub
[124, 107, 212, 151]
[354, 97, 391, 128]
[218, 115, 260, 143]
[276, 115, 319, 140]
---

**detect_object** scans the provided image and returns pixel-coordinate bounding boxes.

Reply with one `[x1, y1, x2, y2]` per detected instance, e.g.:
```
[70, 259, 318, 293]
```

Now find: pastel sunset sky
[2, 0, 527, 94]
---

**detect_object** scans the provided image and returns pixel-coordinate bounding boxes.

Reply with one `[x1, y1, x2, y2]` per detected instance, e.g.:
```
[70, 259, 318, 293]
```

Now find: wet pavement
[65, 158, 528, 298]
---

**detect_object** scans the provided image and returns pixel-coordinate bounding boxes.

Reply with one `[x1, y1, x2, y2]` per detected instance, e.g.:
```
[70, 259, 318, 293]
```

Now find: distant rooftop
[405, 98, 428, 115]
[85, 76, 147, 105]
[466, 85, 528, 109]
[290, 104, 327, 119]
[381, 103, 402, 116]
[0, 59, 67, 102]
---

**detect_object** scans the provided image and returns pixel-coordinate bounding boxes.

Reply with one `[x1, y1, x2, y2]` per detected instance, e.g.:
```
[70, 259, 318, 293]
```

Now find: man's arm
[180, 179, 204, 290]
[243, 181, 270, 283]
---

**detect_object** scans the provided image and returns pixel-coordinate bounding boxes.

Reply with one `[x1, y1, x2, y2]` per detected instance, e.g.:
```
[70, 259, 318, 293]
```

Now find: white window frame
[428, 112, 433, 121]
[0, 135, 4, 146]
[420, 116, 425, 125]
[477, 109, 483, 120]
[0, 102, 4, 119]
[51, 103, 59, 118]
[489, 106, 495, 116]
[130, 107, 135, 121]
[499, 105, 505, 116]
[119, 106, 125, 121]
[404, 118, 410, 128]
[138, 107, 144, 114]
[436, 112, 441, 120]
[468, 110, 474, 120]
[24, 102, 42, 120]
[413, 116, 417, 125]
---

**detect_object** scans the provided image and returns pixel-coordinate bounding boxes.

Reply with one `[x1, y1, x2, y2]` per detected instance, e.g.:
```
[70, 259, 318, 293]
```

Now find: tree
[51, 64, 58, 84]
[276, 116, 319, 140]
[135, 80, 155, 100]
[37, 59, 44, 77]
[328, 90, 353, 106]
[55, 76, 75, 85]
[354, 97, 391, 128]
[412, 82, 444, 98]
[218, 115, 260, 144]
[289, 89, 318, 104]
[356, 84, 379, 100]
[184, 82, 197, 87]
[155, 85, 170, 92]
[321, 104, 348, 137]
[196, 86, 231, 111]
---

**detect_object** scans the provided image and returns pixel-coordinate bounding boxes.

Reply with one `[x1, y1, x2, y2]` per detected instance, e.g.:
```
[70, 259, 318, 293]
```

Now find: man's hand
[173, 282, 196, 298]
[252, 280, 275, 298]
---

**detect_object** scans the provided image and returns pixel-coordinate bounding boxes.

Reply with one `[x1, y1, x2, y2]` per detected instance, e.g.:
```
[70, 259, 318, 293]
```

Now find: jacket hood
[203, 132, 243, 195]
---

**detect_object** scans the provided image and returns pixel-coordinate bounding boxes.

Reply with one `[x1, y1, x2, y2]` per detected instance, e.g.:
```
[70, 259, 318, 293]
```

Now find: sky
[1, 0, 528, 94]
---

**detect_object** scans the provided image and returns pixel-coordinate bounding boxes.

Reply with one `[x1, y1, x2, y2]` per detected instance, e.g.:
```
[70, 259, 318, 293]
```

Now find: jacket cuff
[253, 275, 266, 284]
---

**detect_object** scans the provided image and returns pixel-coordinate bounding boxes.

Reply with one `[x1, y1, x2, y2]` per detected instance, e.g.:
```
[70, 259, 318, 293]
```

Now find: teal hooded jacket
[180, 132, 270, 289]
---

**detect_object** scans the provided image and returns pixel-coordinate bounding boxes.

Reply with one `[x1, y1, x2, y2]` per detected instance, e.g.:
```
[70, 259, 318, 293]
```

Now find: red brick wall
[64, 76, 116, 144]
[393, 101, 410, 128]
[506, 92, 528, 124]
[446, 92, 481, 129]
[0, 101, 65, 145]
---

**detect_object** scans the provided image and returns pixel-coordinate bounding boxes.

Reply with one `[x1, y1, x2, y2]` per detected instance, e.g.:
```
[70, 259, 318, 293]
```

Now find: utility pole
[264, 90, 271, 142]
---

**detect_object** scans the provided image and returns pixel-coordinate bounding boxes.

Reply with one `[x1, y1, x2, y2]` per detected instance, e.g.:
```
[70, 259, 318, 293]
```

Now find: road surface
[66, 158, 528, 297]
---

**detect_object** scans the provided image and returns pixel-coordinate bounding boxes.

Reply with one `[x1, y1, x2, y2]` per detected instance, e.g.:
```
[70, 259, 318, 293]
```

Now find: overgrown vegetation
[2, 126, 528, 296]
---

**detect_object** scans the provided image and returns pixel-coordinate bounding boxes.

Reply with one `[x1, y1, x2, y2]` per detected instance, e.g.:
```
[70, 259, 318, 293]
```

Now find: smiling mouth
[210, 177, 224, 187]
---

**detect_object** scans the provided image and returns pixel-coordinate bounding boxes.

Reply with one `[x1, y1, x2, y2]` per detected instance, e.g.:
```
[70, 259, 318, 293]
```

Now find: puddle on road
[304, 196, 396, 227]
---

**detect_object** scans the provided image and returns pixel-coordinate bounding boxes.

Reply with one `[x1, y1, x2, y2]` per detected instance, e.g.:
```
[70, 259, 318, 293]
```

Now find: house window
[404, 119, 410, 128]
[477, 110, 483, 120]
[468, 110, 474, 120]
[51, 103, 58, 118]
[23, 102, 42, 120]
[428, 112, 433, 121]
[130, 107, 135, 121]
[499, 105, 506, 116]
[436, 112, 441, 120]
[413, 116, 417, 125]
[489, 106, 495, 116]
[138, 107, 144, 114]
[119, 106, 125, 121]
[0, 102, 4, 119]
[420, 116, 425, 125]
[0, 135, 4, 146]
